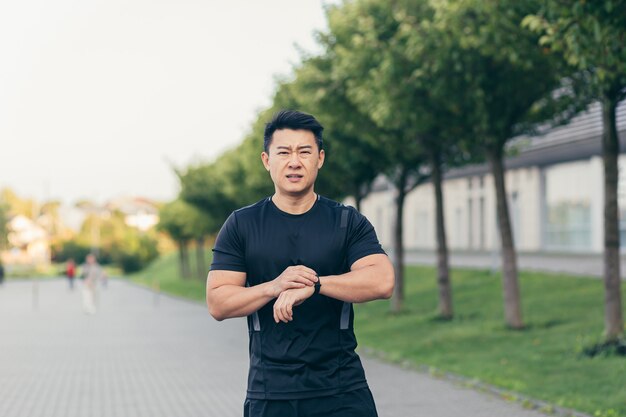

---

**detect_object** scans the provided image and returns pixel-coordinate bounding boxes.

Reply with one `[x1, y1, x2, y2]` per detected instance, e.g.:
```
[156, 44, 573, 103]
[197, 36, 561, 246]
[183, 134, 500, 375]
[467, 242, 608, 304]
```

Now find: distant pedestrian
[66, 258, 76, 290]
[80, 254, 104, 314]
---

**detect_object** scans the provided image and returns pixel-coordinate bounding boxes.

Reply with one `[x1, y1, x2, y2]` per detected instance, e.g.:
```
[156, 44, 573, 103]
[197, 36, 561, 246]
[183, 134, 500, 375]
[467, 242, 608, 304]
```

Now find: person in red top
[66, 258, 76, 290]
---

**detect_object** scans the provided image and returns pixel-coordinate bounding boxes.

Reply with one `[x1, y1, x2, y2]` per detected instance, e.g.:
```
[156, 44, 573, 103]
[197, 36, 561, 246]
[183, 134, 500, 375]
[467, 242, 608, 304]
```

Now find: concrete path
[0, 279, 555, 417]
[403, 249, 626, 279]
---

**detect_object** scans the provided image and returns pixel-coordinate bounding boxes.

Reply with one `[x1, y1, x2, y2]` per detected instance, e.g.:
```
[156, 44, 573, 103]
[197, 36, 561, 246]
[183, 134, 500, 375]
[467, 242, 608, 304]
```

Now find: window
[545, 201, 591, 250]
[479, 197, 485, 249]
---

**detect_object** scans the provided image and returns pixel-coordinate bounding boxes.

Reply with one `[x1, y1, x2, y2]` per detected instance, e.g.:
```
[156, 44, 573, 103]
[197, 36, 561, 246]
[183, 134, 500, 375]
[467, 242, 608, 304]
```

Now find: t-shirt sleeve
[346, 209, 387, 268]
[210, 212, 247, 273]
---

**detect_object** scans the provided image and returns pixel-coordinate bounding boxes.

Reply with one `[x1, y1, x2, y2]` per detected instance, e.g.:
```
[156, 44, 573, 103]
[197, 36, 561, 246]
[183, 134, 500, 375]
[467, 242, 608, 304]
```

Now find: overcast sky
[0, 0, 334, 205]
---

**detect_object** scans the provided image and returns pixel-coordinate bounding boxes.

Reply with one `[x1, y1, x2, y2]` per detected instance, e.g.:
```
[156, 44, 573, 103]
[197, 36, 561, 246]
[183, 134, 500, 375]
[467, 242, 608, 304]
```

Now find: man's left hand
[273, 286, 315, 323]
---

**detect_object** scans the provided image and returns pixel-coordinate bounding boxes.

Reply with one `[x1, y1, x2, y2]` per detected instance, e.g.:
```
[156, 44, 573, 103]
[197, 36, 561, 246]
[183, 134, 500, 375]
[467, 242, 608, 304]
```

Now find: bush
[53, 232, 159, 274]
[52, 241, 91, 263]
[111, 234, 159, 274]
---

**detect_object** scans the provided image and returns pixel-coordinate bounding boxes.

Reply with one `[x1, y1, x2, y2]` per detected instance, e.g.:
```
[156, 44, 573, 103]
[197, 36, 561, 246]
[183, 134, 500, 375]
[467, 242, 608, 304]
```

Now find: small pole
[153, 278, 160, 307]
[32, 280, 39, 310]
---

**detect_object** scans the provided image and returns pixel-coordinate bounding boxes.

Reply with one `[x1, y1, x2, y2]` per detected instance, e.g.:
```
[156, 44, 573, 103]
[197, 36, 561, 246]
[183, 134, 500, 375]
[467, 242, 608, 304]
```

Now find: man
[207, 110, 394, 417]
[80, 254, 105, 314]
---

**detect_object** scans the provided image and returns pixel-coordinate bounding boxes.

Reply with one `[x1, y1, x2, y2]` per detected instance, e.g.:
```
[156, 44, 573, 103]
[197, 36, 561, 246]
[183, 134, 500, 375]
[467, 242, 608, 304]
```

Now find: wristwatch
[314, 275, 322, 295]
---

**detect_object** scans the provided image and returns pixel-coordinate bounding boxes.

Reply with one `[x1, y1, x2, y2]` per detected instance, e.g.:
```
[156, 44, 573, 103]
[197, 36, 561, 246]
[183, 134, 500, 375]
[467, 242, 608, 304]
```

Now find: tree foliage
[0, 198, 9, 251]
[273, 55, 386, 207]
[524, 0, 626, 340]
[524, 0, 626, 102]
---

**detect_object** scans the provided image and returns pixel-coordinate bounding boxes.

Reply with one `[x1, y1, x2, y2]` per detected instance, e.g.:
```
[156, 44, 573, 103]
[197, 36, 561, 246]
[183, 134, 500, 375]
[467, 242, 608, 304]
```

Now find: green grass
[4, 262, 65, 279]
[127, 254, 625, 416]
[128, 252, 207, 302]
[354, 266, 626, 417]
[5, 262, 122, 279]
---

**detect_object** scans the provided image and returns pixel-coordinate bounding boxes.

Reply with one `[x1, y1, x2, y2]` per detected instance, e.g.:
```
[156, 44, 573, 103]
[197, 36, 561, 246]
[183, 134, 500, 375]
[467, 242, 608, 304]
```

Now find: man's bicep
[207, 269, 247, 290]
[350, 253, 392, 271]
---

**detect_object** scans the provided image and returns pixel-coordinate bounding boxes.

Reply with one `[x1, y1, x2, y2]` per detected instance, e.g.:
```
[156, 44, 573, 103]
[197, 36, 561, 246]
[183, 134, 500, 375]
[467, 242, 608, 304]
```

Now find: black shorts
[243, 388, 379, 417]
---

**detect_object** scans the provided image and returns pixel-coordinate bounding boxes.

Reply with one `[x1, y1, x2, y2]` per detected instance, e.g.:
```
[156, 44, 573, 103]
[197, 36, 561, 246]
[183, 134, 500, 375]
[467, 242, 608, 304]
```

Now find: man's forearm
[207, 282, 275, 321]
[318, 263, 394, 303]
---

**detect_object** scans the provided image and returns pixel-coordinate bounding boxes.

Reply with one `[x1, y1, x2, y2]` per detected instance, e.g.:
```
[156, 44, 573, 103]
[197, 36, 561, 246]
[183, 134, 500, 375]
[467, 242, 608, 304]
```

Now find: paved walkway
[0, 279, 557, 417]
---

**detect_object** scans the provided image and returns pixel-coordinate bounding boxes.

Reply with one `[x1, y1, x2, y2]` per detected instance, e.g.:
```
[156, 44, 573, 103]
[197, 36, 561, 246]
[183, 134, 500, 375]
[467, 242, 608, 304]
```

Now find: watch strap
[314, 275, 321, 295]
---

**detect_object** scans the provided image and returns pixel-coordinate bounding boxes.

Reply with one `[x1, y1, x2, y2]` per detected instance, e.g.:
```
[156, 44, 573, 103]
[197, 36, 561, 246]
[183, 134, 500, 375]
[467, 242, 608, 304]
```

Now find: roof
[445, 99, 626, 179]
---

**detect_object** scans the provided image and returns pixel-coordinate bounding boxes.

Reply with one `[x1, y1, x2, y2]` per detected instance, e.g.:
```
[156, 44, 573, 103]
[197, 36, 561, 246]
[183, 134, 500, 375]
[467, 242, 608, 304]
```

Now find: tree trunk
[431, 150, 453, 319]
[391, 169, 408, 313]
[196, 237, 207, 280]
[354, 181, 371, 213]
[488, 147, 524, 329]
[601, 93, 624, 341]
[180, 241, 192, 279]
[178, 241, 186, 279]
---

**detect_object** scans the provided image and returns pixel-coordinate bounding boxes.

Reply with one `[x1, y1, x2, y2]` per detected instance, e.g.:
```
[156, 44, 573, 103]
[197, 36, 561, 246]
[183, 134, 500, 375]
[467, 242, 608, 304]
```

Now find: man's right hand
[269, 265, 318, 298]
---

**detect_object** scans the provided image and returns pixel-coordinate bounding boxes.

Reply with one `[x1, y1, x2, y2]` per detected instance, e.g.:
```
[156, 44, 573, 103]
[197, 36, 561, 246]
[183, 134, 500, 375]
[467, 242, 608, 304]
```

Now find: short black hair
[263, 110, 324, 153]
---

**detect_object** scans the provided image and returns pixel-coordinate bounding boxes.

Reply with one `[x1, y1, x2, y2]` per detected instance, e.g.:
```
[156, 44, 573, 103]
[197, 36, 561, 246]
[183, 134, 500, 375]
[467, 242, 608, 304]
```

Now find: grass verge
[354, 266, 626, 417]
[128, 252, 207, 302]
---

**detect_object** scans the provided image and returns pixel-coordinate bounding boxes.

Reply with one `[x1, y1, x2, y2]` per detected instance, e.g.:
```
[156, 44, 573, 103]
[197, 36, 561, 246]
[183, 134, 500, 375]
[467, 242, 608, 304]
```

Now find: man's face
[261, 129, 325, 197]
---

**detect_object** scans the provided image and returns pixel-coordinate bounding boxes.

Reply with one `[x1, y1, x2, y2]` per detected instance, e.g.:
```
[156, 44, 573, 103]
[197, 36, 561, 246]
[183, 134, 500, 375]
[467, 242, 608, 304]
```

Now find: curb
[122, 277, 207, 306]
[360, 347, 593, 417]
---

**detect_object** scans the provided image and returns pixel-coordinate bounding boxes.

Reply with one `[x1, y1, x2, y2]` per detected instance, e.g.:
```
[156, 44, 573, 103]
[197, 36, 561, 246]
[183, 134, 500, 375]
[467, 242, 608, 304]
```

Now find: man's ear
[261, 152, 270, 171]
[317, 149, 325, 169]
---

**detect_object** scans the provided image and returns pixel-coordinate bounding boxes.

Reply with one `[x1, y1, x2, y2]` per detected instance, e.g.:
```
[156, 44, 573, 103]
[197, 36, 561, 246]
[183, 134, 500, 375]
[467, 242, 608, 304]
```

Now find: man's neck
[271, 191, 318, 215]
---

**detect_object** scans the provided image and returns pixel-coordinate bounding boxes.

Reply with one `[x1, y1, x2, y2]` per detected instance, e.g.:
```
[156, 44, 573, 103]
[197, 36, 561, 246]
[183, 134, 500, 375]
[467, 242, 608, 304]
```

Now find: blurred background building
[358, 100, 626, 255]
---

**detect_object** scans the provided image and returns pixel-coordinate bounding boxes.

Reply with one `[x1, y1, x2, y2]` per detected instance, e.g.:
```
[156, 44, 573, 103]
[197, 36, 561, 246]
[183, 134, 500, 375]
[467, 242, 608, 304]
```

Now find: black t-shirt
[210, 195, 386, 400]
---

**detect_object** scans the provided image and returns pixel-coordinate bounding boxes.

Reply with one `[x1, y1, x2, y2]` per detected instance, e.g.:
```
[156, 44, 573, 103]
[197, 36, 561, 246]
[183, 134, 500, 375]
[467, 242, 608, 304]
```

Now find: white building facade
[357, 101, 626, 255]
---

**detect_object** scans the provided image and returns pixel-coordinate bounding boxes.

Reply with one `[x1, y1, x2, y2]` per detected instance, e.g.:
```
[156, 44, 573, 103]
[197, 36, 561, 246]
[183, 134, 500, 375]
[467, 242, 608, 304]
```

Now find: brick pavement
[0, 279, 557, 417]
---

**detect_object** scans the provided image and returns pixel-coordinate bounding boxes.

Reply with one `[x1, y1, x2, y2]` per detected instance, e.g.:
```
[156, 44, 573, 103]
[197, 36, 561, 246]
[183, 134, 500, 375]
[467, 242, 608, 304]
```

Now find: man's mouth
[286, 174, 303, 182]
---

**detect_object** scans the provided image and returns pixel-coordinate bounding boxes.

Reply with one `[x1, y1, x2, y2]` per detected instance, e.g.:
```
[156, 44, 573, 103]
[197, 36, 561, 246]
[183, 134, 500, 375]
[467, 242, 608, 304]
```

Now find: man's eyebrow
[275, 145, 313, 150]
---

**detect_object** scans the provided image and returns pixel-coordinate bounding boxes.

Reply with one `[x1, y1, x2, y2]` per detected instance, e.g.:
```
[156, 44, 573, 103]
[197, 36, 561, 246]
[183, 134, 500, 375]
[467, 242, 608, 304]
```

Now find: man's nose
[288, 154, 302, 167]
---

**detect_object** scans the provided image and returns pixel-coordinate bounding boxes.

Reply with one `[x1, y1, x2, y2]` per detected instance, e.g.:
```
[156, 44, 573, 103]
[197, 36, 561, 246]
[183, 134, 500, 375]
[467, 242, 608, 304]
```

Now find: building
[357, 100, 626, 255]
[105, 196, 159, 232]
[1, 214, 51, 266]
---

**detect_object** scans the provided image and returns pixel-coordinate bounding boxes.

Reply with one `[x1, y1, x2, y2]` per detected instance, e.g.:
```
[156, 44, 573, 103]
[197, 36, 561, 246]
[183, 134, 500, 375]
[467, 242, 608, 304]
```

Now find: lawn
[354, 266, 626, 417]
[129, 255, 626, 416]
[129, 252, 207, 302]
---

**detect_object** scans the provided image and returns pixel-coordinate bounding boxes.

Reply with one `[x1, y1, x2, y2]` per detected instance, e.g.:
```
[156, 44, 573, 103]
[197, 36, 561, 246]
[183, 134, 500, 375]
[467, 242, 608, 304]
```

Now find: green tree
[179, 151, 249, 224]
[110, 231, 159, 274]
[158, 200, 195, 279]
[523, 0, 626, 341]
[75, 209, 159, 272]
[0, 198, 9, 251]
[325, 0, 487, 318]
[184, 205, 218, 280]
[235, 108, 283, 202]
[328, 0, 429, 312]
[1, 188, 38, 219]
[426, 0, 568, 328]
